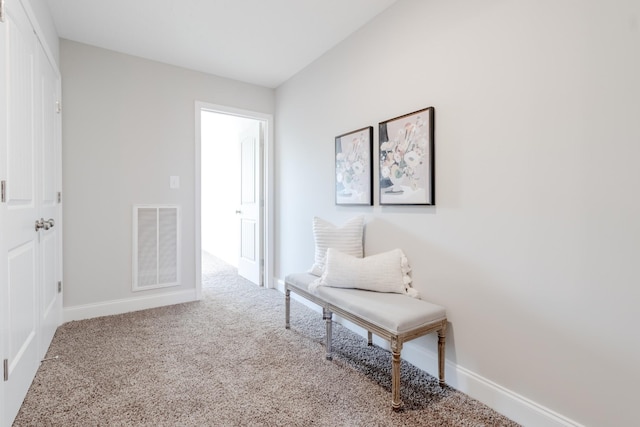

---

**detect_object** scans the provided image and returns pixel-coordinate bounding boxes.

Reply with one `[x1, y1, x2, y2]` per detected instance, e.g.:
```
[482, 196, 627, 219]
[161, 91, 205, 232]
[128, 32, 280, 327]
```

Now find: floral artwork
[379, 107, 435, 205]
[335, 126, 373, 205]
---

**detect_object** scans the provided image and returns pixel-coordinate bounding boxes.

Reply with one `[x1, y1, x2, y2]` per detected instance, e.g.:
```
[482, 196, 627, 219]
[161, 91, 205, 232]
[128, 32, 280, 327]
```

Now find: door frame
[194, 101, 274, 297]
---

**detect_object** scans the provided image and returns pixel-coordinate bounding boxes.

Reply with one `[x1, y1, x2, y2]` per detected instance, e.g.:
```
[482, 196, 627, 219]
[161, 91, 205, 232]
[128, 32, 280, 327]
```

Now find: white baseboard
[402, 342, 583, 427]
[276, 279, 582, 427]
[63, 289, 199, 322]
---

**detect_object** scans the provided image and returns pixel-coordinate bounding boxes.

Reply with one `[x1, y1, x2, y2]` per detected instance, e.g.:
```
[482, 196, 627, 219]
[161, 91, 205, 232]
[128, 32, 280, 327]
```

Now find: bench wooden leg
[323, 308, 333, 360]
[438, 322, 447, 386]
[285, 288, 291, 329]
[391, 337, 403, 410]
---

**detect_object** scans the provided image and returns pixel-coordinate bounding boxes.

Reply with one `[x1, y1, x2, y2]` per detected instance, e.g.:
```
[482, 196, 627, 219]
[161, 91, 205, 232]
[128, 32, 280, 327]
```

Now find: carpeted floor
[14, 253, 519, 426]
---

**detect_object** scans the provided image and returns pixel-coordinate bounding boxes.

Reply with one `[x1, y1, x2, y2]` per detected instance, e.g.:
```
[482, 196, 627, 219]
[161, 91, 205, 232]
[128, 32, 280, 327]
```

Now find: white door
[0, 1, 7, 421]
[237, 120, 262, 285]
[1, 1, 62, 424]
[35, 39, 62, 353]
[1, 1, 40, 424]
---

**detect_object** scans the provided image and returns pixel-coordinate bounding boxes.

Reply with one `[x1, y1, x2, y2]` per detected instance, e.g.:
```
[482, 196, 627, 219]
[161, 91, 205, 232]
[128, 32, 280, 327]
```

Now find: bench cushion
[286, 273, 319, 293]
[285, 273, 446, 335]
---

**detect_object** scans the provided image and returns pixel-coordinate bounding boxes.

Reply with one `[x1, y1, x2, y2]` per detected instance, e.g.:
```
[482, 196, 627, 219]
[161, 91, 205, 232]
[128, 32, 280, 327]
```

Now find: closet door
[0, 5, 7, 425]
[35, 36, 62, 355]
[0, 1, 54, 424]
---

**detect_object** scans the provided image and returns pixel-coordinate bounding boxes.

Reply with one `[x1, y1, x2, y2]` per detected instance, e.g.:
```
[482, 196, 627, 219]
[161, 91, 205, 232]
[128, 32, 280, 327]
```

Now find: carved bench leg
[323, 308, 333, 361]
[438, 322, 447, 386]
[391, 337, 403, 410]
[367, 331, 373, 346]
[285, 288, 291, 329]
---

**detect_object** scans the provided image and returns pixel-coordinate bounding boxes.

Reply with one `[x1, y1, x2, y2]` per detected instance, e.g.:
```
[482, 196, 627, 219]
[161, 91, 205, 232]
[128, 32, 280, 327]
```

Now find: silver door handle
[235, 210, 242, 214]
[35, 218, 55, 231]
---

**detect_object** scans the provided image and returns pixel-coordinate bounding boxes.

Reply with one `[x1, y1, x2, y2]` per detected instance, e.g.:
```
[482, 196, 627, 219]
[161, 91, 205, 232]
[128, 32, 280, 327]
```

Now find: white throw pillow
[309, 216, 364, 276]
[315, 248, 419, 297]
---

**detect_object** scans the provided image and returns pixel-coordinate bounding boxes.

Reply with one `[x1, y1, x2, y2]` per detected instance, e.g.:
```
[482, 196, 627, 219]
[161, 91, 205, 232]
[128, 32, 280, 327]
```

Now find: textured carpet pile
[14, 254, 519, 426]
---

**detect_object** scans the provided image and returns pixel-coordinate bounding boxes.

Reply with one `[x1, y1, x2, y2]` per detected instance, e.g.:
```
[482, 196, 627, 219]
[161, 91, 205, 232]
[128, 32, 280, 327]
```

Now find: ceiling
[44, 0, 399, 88]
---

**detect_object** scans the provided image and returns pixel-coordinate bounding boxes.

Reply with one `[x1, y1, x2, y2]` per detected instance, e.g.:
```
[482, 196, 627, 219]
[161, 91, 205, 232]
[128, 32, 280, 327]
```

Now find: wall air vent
[133, 205, 180, 291]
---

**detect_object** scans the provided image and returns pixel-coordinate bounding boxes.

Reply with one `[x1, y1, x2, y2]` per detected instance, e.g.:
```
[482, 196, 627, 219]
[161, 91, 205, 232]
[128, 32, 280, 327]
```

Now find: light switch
[170, 176, 180, 189]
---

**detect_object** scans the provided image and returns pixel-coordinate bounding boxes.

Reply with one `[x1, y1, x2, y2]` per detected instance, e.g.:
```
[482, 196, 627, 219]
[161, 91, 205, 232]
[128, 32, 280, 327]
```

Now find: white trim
[276, 279, 583, 427]
[194, 107, 203, 299]
[63, 289, 198, 322]
[444, 362, 584, 427]
[194, 102, 275, 294]
[398, 345, 584, 427]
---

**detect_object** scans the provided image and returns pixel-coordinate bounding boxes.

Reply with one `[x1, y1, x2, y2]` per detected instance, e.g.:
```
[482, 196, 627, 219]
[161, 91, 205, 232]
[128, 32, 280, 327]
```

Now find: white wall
[275, 0, 640, 425]
[61, 40, 274, 314]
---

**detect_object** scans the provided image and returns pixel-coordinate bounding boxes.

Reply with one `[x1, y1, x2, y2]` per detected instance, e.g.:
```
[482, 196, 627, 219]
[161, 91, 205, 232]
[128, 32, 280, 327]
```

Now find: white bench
[285, 272, 447, 410]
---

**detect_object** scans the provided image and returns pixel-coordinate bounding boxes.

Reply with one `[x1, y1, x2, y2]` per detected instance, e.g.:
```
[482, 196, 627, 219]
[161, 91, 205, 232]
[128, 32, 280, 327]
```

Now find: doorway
[195, 102, 274, 298]
[200, 112, 244, 269]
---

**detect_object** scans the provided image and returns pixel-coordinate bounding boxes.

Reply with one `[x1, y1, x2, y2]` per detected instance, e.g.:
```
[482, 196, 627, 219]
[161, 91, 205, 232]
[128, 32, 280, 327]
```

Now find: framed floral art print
[379, 107, 435, 205]
[335, 126, 373, 205]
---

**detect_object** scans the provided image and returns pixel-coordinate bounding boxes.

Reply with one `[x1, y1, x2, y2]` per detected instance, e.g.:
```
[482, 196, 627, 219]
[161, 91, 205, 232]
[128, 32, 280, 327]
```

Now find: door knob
[35, 218, 55, 231]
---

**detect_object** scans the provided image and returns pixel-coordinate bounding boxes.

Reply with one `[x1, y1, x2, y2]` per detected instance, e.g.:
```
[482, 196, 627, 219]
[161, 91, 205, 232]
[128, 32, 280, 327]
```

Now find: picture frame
[335, 126, 373, 205]
[379, 107, 435, 205]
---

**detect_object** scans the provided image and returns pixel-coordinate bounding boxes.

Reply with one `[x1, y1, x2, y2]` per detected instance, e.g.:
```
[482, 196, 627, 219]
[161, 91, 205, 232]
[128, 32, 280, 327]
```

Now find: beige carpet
[14, 254, 519, 426]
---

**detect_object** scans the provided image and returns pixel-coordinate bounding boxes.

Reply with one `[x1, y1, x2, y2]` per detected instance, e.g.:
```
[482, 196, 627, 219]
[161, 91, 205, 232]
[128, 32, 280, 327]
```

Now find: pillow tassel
[406, 287, 420, 299]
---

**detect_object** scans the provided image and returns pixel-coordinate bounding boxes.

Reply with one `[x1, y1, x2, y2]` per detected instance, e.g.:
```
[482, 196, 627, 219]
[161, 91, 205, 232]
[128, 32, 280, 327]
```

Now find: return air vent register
[133, 205, 180, 291]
